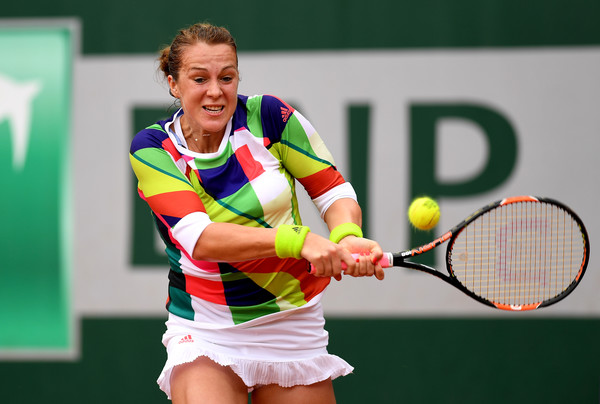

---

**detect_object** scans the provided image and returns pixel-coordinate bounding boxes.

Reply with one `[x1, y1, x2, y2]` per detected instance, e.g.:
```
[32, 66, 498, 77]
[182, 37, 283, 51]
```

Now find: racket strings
[449, 201, 586, 307]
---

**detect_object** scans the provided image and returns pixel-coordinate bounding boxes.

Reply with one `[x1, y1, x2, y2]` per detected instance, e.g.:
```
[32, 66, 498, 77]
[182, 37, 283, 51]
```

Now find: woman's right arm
[129, 138, 337, 267]
[131, 132, 352, 277]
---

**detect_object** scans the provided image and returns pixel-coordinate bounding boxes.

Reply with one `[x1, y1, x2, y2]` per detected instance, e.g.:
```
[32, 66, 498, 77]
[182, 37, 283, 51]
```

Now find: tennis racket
[345, 196, 589, 311]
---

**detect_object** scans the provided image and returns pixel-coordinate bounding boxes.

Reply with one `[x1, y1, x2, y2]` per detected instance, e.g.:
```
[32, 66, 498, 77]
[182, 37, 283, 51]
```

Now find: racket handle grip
[379, 252, 393, 268]
[309, 252, 393, 274]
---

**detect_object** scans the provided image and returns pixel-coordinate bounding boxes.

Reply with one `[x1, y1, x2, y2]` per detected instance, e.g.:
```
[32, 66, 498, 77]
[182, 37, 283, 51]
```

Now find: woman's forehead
[180, 42, 237, 67]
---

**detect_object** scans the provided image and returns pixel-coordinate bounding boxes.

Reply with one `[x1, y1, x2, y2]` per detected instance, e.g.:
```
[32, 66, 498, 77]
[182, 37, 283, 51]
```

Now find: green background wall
[5, 0, 600, 54]
[2, 318, 600, 403]
[2, 1, 599, 403]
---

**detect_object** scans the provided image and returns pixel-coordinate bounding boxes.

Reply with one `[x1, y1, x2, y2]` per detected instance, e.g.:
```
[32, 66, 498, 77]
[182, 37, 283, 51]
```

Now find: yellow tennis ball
[408, 197, 440, 231]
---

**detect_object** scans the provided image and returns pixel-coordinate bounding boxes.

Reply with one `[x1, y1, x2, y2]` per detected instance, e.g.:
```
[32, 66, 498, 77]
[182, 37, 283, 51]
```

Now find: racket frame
[389, 196, 590, 311]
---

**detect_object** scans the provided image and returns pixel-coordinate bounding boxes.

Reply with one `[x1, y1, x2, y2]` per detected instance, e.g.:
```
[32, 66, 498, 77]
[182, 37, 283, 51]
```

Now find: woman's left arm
[273, 98, 384, 279]
[323, 198, 385, 280]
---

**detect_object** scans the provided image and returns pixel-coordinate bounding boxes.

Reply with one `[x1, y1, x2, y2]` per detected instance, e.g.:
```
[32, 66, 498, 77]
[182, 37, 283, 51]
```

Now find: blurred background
[1, 1, 599, 402]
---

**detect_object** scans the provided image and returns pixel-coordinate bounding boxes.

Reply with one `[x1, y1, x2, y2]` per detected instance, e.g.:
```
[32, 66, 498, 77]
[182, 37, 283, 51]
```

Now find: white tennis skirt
[156, 298, 353, 399]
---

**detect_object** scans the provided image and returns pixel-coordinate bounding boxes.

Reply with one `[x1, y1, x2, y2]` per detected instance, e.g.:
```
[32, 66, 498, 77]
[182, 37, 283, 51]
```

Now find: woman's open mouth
[203, 105, 225, 114]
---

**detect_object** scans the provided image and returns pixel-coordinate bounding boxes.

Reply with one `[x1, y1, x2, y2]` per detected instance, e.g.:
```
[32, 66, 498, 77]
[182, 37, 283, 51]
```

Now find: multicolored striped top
[129, 94, 357, 326]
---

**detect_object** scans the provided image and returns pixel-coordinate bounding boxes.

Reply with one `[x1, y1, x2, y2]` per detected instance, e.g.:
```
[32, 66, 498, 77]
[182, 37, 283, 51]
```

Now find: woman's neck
[181, 115, 224, 153]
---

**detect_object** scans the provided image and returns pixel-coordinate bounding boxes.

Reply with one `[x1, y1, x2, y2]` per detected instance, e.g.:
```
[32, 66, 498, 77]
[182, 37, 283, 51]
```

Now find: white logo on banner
[0, 73, 41, 170]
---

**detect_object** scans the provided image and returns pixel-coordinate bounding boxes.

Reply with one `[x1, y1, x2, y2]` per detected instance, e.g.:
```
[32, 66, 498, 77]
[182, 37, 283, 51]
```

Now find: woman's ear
[167, 75, 179, 98]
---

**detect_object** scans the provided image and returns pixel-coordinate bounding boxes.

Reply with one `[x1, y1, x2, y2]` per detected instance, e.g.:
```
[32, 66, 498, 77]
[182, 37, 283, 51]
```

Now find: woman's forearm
[191, 198, 364, 263]
[192, 222, 278, 261]
[323, 198, 363, 232]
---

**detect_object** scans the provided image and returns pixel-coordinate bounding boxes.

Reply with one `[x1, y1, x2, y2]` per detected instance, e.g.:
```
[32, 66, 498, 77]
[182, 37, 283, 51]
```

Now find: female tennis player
[129, 22, 384, 404]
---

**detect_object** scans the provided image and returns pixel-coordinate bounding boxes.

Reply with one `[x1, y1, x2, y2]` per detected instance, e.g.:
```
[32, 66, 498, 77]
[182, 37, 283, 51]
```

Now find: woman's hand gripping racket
[330, 196, 590, 311]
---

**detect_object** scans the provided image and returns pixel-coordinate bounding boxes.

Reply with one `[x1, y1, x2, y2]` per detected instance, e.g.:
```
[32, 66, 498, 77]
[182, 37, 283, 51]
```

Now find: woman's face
[168, 42, 239, 138]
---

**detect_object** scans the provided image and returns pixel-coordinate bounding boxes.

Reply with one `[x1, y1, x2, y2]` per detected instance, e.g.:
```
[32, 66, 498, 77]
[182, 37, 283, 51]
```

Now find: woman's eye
[221, 76, 233, 83]
[194, 77, 206, 83]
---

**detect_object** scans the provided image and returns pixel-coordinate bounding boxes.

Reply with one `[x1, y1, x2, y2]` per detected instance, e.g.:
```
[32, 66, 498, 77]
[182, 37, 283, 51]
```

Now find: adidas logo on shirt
[178, 334, 194, 344]
[280, 107, 292, 123]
